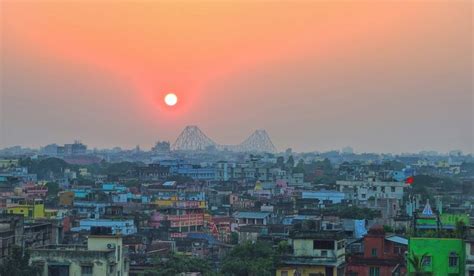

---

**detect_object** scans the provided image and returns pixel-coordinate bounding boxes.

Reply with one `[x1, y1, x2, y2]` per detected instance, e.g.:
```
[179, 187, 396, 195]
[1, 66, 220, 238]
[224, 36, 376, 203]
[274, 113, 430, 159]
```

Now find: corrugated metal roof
[385, 235, 408, 245]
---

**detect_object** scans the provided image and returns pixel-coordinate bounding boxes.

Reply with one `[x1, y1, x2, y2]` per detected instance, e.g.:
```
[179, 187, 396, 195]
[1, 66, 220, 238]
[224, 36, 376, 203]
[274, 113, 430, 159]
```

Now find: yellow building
[58, 191, 75, 206]
[7, 199, 45, 218]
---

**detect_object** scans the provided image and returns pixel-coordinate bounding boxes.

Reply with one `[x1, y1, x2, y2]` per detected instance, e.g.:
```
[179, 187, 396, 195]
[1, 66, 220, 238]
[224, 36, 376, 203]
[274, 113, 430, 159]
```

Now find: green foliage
[123, 180, 141, 188]
[276, 156, 285, 169]
[383, 225, 394, 233]
[276, 240, 291, 255]
[382, 160, 406, 171]
[46, 182, 60, 197]
[104, 162, 138, 177]
[149, 253, 213, 276]
[322, 205, 380, 220]
[292, 159, 305, 174]
[221, 241, 275, 276]
[0, 246, 40, 276]
[454, 219, 467, 239]
[21, 157, 70, 179]
[286, 156, 295, 169]
[230, 232, 239, 245]
[407, 251, 432, 275]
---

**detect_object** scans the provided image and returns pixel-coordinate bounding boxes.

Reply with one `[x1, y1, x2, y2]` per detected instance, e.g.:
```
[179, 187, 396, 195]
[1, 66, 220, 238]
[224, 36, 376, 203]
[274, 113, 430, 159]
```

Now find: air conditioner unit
[107, 243, 115, 249]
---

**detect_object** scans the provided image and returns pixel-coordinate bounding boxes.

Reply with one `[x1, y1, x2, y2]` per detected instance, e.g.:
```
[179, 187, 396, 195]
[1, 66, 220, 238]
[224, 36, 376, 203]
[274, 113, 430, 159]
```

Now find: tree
[407, 252, 432, 276]
[0, 246, 40, 276]
[286, 156, 295, 169]
[276, 156, 285, 169]
[454, 219, 467, 239]
[221, 241, 275, 276]
[292, 159, 305, 174]
[230, 232, 239, 245]
[46, 182, 60, 197]
[149, 253, 213, 275]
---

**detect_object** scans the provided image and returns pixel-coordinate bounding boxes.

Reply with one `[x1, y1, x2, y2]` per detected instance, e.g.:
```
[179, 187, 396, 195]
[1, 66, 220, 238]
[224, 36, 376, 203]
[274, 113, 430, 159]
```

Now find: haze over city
[0, 1, 474, 276]
[1, 1, 473, 153]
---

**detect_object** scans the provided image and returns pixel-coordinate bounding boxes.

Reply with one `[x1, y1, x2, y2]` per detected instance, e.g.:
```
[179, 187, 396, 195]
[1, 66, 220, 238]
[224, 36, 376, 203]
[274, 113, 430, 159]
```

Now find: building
[0, 215, 62, 261]
[336, 180, 407, 201]
[466, 236, 474, 276]
[234, 212, 272, 226]
[64, 141, 87, 156]
[346, 225, 407, 276]
[276, 229, 346, 276]
[134, 164, 170, 180]
[152, 141, 171, 152]
[407, 237, 465, 276]
[301, 190, 346, 204]
[0, 214, 23, 262]
[71, 219, 137, 235]
[30, 229, 128, 276]
[7, 198, 47, 218]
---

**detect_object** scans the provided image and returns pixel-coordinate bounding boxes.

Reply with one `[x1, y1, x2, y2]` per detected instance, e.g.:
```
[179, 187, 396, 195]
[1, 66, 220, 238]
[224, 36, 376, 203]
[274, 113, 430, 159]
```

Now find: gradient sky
[1, 1, 472, 153]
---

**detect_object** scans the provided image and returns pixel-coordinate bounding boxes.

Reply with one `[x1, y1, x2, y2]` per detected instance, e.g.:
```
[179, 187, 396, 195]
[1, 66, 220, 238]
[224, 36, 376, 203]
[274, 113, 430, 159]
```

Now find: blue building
[72, 219, 137, 235]
[301, 190, 345, 204]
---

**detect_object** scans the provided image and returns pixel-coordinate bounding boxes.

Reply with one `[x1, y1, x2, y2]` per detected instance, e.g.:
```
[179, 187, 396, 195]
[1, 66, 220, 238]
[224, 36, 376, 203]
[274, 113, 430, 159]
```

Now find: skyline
[1, 1, 473, 153]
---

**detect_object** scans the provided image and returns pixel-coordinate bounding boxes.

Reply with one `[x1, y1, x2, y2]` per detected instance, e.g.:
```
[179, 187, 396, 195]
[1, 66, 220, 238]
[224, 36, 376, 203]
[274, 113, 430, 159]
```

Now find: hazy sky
[1, 1, 472, 153]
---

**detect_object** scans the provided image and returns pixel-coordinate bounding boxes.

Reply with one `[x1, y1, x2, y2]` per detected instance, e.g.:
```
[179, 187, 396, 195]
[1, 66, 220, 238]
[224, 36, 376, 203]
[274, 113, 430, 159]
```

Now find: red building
[346, 225, 407, 276]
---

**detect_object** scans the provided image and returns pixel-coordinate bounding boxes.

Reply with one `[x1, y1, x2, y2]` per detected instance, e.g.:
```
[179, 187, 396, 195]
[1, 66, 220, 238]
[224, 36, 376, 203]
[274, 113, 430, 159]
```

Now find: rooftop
[235, 211, 271, 219]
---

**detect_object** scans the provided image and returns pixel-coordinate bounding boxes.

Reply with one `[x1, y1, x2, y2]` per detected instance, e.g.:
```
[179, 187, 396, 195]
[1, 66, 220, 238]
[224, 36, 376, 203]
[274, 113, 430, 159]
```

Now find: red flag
[405, 176, 414, 184]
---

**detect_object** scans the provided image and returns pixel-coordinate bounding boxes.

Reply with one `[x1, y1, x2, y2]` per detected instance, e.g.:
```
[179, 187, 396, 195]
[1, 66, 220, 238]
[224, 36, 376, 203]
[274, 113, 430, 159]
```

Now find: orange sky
[1, 1, 472, 153]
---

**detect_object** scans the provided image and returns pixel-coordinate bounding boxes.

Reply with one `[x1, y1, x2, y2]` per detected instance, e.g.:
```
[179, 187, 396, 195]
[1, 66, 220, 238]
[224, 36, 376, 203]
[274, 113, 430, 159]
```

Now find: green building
[408, 237, 465, 276]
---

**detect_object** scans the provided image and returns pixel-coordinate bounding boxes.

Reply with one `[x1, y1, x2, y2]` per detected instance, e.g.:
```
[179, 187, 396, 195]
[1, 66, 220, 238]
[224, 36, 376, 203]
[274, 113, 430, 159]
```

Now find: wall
[408, 238, 465, 275]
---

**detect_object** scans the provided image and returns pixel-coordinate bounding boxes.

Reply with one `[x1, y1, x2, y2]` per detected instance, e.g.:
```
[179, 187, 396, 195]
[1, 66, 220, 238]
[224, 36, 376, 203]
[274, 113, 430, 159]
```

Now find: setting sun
[164, 93, 178, 106]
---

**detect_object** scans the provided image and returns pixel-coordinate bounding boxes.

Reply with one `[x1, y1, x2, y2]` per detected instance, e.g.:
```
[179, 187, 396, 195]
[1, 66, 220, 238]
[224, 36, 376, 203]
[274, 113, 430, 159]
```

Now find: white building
[336, 180, 407, 201]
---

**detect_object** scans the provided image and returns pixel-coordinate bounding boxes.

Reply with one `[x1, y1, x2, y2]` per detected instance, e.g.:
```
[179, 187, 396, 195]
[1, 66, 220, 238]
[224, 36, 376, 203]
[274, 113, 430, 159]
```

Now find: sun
[164, 93, 178, 106]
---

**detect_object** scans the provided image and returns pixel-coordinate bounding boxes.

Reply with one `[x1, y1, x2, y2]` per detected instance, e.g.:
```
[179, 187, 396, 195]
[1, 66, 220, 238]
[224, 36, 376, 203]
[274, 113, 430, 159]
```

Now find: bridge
[171, 126, 277, 153]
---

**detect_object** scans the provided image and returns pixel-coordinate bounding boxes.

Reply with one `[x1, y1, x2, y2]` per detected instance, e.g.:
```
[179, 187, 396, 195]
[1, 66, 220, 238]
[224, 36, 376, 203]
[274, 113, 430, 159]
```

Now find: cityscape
[1, 1, 473, 276]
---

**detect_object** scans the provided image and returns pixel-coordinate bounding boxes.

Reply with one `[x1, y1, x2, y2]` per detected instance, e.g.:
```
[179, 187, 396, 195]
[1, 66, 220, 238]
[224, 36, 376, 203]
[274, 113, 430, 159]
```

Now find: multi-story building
[72, 219, 137, 235]
[30, 229, 128, 276]
[407, 237, 465, 276]
[466, 235, 474, 276]
[301, 190, 346, 204]
[346, 225, 407, 276]
[7, 198, 48, 218]
[73, 201, 110, 219]
[276, 229, 346, 276]
[234, 212, 272, 226]
[336, 180, 407, 201]
[134, 164, 170, 180]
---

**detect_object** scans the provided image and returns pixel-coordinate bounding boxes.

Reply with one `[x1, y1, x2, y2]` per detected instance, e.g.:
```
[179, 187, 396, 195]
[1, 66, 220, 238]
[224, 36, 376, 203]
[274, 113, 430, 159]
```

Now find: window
[422, 256, 432, 266]
[81, 265, 93, 276]
[449, 253, 458, 267]
[321, 250, 327, 257]
[313, 240, 334, 250]
[361, 194, 366, 199]
[369, 267, 380, 276]
[371, 248, 377, 257]
[391, 187, 396, 193]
